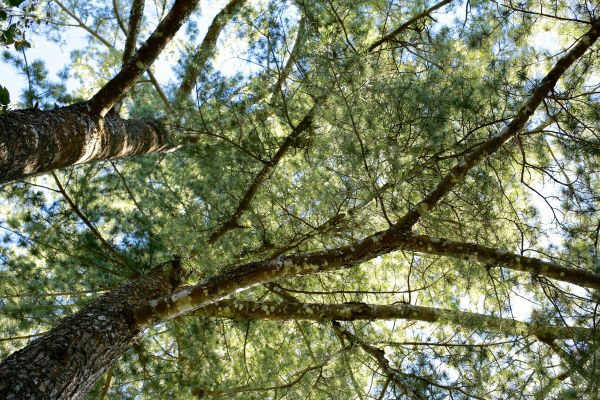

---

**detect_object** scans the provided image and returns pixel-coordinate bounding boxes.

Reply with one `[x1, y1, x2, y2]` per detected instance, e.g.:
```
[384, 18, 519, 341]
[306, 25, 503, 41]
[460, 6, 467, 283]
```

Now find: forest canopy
[0, 0, 600, 399]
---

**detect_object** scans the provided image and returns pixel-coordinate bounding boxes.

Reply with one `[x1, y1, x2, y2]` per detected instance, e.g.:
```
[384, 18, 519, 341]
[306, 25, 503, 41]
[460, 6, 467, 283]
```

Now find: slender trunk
[174, 0, 247, 104]
[0, 104, 172, 184]
[0, 262, 183, 400]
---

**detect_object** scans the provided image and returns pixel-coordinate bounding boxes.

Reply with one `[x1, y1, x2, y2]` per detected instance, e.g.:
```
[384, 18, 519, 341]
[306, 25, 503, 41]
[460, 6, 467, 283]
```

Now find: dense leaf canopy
[1, 0, 600, 398]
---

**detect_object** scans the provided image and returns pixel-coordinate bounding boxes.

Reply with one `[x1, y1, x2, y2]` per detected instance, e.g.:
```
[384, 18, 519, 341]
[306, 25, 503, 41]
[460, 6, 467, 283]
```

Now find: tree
[1, 0, 600, 399]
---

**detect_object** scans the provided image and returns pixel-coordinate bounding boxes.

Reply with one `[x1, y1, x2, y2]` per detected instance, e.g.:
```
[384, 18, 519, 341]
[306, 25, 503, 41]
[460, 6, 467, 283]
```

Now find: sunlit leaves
[1, 0, 600, 398]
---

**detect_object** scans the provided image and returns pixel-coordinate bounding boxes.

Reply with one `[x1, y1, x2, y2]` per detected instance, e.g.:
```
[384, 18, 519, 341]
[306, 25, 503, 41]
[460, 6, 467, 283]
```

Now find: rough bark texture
[123, 0, 145, 64]
[0, 262, 183, 400]
[0, 104, 171, 184]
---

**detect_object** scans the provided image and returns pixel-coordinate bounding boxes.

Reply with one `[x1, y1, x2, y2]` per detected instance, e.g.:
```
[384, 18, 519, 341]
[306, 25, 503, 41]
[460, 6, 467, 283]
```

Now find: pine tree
[1, 1, 599, 398]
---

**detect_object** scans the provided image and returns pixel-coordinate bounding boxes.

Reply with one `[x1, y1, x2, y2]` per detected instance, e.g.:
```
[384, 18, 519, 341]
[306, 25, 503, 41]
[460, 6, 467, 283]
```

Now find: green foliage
[0, 84, 8, 111]
[2, 0, 600, 398]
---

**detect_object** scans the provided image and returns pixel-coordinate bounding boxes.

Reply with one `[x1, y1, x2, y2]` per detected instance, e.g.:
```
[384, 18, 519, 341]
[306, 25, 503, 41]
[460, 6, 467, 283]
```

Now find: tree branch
[98, 367, 113, 400]
[368, 0, 453, 51]
[87, 0, 201, 116]
[0, 105, 173, 184]
[396, 233, 600, 289]
[193, 299, 595, 341]
[54, 0, 114, 49]
[174, 0, 247, 104]
[123, 0, 145, 64]
[136, 212, 600, 327]
[136, 18, 600, 353]
[208, 106, 316, 243]
[332, 321, 425, 400]
[192, 361, 328, 398]
[58, 0, 169, 108]
[51, 171, 135, 275]
[268, 12, 307, 100]
[267, 283, 421, 399]
[0, 332, 46, 343]
[395, 19, 600, 229]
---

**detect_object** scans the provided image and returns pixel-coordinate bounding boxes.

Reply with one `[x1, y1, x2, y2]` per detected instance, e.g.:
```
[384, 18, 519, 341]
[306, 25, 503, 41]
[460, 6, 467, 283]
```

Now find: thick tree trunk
[0, 263, 183, 400]
[0, 104, 172, 185]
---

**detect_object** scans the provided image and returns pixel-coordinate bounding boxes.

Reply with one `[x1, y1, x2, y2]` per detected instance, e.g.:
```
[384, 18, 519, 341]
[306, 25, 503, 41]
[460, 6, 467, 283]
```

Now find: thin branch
[0, 332, 46, 343]
[193, 362, 326, 398]
[333, 322, 424, 400]
[368, 0, 453, 51]
[98, 367, 113, 400]
[540, 339, 592, 381]
[1, 288, 108, 299]
[394, 20, 600, 229]
[496, 2, 590, 24]
[54, 0, 114, 48]
[268, 182, 392, 258]
[145, 70, 170, 108]
[109, 160, 147, 217]
[112, 0, 127, 33]
[269, 12, 307, 100]
[51, 171, 136, 275]
[208, 106, 316, 243]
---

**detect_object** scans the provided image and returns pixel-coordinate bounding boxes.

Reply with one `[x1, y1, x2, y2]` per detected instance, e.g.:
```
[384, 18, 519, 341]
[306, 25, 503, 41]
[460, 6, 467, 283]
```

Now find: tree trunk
[0, 262, 183, 400]
[0, 104, 172, 185]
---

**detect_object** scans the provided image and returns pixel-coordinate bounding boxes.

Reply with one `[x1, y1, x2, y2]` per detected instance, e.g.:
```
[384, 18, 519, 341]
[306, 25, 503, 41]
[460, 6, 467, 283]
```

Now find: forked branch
[87, 0, 201, 116]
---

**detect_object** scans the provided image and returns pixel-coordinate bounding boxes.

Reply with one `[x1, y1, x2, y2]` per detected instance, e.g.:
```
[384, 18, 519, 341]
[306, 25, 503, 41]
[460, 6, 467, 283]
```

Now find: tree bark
[0, 104, 172, 184]
[0, 262, 183, 400]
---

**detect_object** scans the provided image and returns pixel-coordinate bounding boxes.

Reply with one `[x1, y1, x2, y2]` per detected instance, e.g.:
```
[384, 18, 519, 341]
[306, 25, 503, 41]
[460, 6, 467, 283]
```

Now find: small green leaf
[2, 23, 16, 44]
[0, 85, 10, 105]
[7, 0, 25, 6]
[14, 39, 30, 50]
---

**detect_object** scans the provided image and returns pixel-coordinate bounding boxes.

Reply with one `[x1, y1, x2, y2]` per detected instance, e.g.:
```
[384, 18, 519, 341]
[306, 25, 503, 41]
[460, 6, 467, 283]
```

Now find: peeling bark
[0, 262, 183, 400]
[0, 104, 172, 184]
